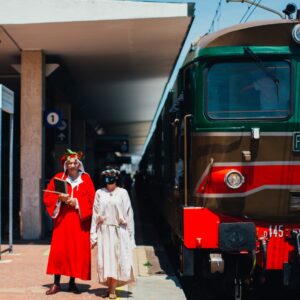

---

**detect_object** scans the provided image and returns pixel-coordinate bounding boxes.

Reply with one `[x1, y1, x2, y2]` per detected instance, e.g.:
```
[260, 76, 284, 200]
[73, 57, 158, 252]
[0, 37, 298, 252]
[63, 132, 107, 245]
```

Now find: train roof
[184, 19, 300, 66]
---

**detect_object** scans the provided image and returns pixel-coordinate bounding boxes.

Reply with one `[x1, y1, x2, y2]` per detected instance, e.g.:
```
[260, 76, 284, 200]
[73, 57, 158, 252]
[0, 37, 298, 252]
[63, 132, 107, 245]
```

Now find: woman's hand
[119, 217, 127, 226]
[91, 242, 97, 249]
[96, 215, 106, 224]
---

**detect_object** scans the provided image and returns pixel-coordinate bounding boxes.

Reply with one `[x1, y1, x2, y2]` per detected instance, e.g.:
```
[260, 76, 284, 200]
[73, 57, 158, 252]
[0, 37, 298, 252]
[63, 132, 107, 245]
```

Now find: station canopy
[0, 0, 194, 158]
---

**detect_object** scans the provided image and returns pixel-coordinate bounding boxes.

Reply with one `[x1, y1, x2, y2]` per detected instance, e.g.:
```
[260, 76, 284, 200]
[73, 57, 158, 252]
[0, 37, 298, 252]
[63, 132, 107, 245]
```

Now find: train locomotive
[140, 16, 300, 299]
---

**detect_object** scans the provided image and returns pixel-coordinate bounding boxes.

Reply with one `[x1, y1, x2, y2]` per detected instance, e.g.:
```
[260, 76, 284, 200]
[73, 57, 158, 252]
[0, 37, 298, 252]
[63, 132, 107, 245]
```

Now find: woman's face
[106, 182, 117, 191]
[66, 157, 80, 178]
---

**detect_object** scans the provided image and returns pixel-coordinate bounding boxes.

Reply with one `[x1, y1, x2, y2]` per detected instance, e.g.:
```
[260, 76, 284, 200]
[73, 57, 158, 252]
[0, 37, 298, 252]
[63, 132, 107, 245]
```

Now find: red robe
[44, 172, 95, 280]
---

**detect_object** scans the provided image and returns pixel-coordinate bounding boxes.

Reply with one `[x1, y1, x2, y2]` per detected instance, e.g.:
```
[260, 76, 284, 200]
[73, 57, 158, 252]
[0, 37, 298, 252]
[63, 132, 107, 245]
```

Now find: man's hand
[67, 197, 77, 207]
[58, 193, 69, 203]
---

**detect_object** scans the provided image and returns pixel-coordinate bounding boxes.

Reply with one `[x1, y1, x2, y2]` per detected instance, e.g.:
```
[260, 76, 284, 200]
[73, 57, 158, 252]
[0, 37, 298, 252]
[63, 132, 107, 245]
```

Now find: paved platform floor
[0, 243, 186, 299]
[0, 189, 186, 300]
[0, 189, 187, 299]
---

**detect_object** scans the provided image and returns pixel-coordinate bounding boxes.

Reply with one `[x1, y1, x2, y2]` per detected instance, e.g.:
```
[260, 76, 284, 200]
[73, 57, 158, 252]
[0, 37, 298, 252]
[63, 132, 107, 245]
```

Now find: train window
[206, 61, 291, 119]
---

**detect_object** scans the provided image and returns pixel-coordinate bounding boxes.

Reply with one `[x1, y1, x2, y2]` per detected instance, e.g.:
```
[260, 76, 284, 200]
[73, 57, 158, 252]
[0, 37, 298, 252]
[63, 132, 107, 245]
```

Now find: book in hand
[54, 178, 68, 194]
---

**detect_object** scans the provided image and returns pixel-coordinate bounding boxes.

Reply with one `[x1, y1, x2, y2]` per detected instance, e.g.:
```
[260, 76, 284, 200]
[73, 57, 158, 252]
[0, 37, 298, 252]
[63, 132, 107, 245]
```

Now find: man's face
[66, 157, 80, 172]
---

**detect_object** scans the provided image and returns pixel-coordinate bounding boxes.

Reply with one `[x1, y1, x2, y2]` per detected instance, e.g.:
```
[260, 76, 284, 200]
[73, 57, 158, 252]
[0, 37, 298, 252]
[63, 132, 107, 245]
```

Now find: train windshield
[206, 61, 291, 119]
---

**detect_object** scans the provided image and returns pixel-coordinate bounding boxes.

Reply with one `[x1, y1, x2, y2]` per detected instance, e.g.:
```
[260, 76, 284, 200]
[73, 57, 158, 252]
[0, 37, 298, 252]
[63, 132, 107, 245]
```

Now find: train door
[177, 67, 195, 276]
[182, 67, 193, 203]
[171, 68, 193, 194]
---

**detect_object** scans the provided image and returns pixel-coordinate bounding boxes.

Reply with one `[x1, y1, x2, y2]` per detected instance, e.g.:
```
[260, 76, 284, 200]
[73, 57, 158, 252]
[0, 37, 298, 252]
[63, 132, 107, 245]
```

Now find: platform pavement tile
[0, 243, 186, 300]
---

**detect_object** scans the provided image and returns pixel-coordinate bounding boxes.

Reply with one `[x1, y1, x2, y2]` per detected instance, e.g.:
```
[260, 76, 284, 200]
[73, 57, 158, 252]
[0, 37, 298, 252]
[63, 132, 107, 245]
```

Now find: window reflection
[206, 61, 291, 119]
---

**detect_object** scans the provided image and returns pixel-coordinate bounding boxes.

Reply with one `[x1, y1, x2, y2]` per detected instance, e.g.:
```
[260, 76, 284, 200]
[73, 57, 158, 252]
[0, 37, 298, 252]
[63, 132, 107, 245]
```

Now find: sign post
[0, 85, 14, 260]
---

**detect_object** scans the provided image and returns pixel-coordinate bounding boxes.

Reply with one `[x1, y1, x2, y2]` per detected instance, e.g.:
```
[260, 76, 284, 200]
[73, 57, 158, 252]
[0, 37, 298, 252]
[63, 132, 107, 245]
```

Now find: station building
[0, 0, 194, 240]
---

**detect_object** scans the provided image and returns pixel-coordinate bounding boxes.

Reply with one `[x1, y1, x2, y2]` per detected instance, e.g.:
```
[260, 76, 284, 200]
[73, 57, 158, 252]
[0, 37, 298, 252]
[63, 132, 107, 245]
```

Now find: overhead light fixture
[94, 123, 105, 135]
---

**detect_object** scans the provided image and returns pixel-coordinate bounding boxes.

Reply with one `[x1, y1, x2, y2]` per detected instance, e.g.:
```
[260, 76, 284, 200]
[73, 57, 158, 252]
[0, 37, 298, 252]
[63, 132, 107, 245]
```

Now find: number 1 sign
[44, 109, 62, 128]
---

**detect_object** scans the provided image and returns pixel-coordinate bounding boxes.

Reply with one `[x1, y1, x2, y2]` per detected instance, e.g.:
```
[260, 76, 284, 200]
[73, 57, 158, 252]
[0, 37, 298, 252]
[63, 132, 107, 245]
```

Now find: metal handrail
[184, 114, 192, 206]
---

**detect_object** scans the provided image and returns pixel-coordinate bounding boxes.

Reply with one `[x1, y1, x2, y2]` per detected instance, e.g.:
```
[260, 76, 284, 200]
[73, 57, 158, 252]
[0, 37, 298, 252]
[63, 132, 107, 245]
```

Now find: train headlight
[224, 170, 244, 189]
[292, 24, 300, 44]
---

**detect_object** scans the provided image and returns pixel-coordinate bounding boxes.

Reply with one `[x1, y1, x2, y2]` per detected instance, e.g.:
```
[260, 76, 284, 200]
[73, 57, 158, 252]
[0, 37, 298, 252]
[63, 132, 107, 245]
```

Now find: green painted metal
[179, 46, 300, 133]
[184, 46, 294, 66]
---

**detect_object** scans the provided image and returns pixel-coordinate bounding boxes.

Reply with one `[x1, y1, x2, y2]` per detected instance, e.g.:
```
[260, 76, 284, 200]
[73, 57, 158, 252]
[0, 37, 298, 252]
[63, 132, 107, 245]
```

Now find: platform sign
[293, 132, 300, 152]
[44, 109, 61, 128]
[55, 119, 68, 144]
[0, 84, 14, 114]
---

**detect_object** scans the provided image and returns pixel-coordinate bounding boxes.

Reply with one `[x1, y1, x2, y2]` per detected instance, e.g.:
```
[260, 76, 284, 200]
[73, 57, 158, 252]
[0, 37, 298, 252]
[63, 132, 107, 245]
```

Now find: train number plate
[263, 225, 284, 238]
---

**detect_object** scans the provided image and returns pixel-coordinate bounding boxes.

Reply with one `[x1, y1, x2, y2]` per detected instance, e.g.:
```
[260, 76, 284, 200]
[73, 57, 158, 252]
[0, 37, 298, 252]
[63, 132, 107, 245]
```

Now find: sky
[139, 0, 296, 38]
[136, 0, 299, 155]
[195, 0, 296, 38]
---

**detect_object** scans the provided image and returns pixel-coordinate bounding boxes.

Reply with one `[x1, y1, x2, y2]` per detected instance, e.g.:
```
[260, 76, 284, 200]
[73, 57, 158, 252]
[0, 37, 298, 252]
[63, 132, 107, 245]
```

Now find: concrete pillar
[20, 51, 45, 239]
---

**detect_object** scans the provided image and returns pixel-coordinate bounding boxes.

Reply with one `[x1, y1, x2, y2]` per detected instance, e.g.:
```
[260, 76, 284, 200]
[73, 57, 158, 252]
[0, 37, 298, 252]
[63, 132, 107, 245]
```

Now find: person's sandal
[109, 293, 117, 299]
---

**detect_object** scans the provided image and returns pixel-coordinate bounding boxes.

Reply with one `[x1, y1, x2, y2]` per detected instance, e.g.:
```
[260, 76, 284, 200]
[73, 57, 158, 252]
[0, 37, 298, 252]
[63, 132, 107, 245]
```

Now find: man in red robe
[43, 149, 95, 295]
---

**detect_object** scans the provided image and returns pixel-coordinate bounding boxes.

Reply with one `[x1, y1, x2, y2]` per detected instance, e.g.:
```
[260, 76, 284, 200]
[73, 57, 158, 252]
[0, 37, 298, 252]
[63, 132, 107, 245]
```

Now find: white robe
[90, 187, 136, 286]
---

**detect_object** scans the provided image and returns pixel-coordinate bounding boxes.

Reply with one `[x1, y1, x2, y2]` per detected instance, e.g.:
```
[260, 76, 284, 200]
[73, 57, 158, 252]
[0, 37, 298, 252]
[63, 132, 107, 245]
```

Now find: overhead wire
[244, 0, 263, 22]
[209, 0, 263, 34]
[239, 0, 263, 24]
[207, 0, 223, 33]
[239, 0, 257, 23]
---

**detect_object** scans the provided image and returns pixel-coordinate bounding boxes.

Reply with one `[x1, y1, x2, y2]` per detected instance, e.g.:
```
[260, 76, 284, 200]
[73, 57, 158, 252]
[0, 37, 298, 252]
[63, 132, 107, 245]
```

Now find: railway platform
[0, 191, 186, 300]
[0, 243, 185, 300]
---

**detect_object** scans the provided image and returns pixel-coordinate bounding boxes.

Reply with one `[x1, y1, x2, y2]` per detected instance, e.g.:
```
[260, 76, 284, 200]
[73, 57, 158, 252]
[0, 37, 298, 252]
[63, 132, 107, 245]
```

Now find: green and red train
[140, 18, 300, 299]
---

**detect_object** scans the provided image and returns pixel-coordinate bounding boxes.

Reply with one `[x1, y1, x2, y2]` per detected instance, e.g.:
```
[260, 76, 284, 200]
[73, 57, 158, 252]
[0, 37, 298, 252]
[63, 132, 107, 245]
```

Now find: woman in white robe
[91, 169, 135, 299]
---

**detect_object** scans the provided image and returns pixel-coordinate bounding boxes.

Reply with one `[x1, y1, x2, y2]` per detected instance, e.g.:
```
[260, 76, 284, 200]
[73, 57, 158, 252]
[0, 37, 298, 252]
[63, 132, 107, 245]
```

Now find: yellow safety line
[0, 259, 12, 263]
[115, 287, 122, 300]
[43, 248, 50, 256]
